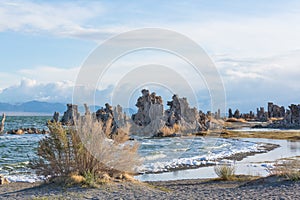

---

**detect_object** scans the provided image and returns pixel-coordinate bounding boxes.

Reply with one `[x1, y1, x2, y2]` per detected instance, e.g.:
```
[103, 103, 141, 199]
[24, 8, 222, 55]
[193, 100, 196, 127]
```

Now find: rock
[257, 107, 268, 122]
[233, 109, 241, 119]
[113, 105, 127, 128]
[95, 103, 128, 139]
[0, 113, 5, 134]
[96, 103, 115, 137]
[197, 110, 208, 131]
[61, 104, 80, 125]
[52, 112, 59, 123]
[0, 174, 10, 185]
[26, 128, 34, 134]
[288, 104, 300, 124]
[228, 108, 233, 118]
[132, 89, 163, 126]
[84, 103, 91, 116]
[130, 89, 224, 136]
[268, 102, 285, 118]
[11, 129, 25, 135]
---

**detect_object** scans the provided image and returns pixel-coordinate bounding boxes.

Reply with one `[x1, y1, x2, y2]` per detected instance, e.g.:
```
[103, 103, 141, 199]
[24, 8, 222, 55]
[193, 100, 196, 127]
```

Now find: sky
[0, 0, 300, 112]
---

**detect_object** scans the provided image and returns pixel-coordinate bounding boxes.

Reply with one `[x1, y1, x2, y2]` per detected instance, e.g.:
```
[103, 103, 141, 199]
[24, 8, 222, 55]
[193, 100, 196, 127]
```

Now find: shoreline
[138, 139, 279, 175]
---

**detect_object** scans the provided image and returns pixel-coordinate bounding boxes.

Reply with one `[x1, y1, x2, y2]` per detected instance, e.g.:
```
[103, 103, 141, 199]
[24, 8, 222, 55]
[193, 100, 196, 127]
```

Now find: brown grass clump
[30, 116, 141, 186]
[225, 118, 247, 123]
[214, 164, 236, 181]
[269, 117, 284, 121]
[158, 123, 180, 137]
[223, 130, 300, 140]
[70, 174, 86, 184]
[267, 159, 300, 181]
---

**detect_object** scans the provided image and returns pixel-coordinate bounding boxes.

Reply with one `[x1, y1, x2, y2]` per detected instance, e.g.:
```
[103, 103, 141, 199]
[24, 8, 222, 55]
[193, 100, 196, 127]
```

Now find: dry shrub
[267, 159, 300, 181]
[159, 123, 180, 137]
[214, 164, 236, 180]
[30, 115, 140, 185]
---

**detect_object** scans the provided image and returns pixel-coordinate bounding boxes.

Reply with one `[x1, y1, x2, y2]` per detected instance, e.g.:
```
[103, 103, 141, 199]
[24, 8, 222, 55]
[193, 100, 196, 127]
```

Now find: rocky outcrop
[228, 108, 233, 118]
[233, 109, 241, 119]
[257, 107, 268, 122]
[197, 110, 209, 131]
[6, 127, 49, 135]
[131, 89, 223, 136]
[0, 113, 5, 134]
[95, 103, 120, 138]
[52, 112, 59, 123]
[132, 89, 163, 126]
[61, 104, 80, 125]
[266, 103, 300, 128]
[57, 103, 128, 140]
[272, 104, 300, 128]
[288, 104, 300, 124]
[268, 102, 285, 118]
[113, 105, 128, 128]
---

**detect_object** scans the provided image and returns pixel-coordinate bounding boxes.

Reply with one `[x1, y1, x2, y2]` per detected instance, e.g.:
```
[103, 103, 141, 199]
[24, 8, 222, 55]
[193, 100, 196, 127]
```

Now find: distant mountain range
[0, 101, 136, 116]
[0, 101, 66, 115]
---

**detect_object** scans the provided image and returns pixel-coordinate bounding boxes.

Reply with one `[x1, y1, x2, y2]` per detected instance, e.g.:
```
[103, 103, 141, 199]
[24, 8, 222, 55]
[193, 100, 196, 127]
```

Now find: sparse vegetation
[158, 123, 181, 137]
[30, 115, 140, 186]
[214, 164, 236, 181]
[221, 130, 300, 140]
[267, 159, 300, 181]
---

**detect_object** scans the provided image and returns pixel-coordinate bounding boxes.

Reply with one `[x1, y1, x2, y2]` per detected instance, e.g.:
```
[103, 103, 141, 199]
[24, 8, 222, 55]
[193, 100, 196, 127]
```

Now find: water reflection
[288, 140, 300, 153]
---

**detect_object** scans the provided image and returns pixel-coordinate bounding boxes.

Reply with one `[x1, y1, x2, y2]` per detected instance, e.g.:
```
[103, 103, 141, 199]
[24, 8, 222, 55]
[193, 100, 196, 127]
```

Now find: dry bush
[30, 115, 140, 184]
[214, 164, 236, 180]
[267, 159, 300, 181]
[159, 123, 181, 137]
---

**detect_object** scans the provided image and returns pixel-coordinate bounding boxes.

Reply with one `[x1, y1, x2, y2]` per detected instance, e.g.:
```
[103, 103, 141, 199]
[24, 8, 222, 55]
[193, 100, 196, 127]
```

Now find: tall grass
[30, 114, 140, 184]
[267, 159, 300, 181]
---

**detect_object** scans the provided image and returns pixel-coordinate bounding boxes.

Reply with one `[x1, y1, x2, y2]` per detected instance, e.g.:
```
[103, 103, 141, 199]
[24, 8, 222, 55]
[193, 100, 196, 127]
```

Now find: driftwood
[0, 113, 5, 133]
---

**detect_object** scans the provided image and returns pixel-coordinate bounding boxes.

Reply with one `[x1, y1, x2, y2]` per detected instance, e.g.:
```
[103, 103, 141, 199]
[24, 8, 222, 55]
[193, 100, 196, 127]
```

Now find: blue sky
[0, 0, 300, 112]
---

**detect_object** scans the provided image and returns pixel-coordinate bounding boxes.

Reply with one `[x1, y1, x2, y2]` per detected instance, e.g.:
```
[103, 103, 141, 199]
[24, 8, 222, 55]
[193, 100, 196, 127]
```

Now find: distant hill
[0, 101, 66, 115]
[0, 101, 136, 116]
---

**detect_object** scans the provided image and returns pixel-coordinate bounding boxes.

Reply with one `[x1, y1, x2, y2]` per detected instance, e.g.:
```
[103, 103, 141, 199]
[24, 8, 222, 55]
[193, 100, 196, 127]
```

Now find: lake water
[0, 116, 299, 182]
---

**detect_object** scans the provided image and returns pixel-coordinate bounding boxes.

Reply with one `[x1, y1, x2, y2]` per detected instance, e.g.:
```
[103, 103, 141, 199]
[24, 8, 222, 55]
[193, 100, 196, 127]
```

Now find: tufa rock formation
[259, 102, 300, 128]
[0, 113, 5, 134]
[233, 109, 241, 119]
[61, 104, 80, 125]
[228, 108, 233, 118]
[57, 103, 129, 140]
[95, 103, 120, 138]
[287, 104, 300, 124]
[268, 102, 285, 118]
[131, 89, 223, 136]
[52, 112, 59, 123]
[132, 89, 163, 126]
[6, 128, 49, 135]
[256, 107, 268, 122]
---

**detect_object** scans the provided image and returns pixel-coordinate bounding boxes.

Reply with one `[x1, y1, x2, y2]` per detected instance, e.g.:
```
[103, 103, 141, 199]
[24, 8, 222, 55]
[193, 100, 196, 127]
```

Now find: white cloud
[0, 78, 115, 104]
[213, 50, 300, 111]
[0, 78, 74, 103]
[0, 0, 113, 38]
[19, 66, 80, 84]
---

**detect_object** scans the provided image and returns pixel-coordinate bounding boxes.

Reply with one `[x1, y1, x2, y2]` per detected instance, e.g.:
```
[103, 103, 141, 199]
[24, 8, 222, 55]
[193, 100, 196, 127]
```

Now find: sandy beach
[0, 176, 299, 200]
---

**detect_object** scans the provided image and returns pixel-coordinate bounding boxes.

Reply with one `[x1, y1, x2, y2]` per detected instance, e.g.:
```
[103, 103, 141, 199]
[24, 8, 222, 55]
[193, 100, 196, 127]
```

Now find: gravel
[0, 176, 300, 200]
